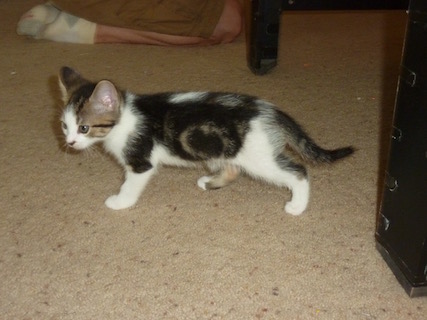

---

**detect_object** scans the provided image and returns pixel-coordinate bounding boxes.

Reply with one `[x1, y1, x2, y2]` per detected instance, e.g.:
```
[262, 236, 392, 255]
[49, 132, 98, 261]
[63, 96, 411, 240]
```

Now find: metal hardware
[385, 172, 399, 192]
[392, 127, 403, 142]
[401, 65, 417, 87]
[382, 215, 391, 231]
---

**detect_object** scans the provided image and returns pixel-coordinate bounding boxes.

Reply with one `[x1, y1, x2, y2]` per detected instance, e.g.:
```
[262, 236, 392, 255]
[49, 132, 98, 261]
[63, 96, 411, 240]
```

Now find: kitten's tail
[277, 112, 354, 164]
[295, 139, 354, 164]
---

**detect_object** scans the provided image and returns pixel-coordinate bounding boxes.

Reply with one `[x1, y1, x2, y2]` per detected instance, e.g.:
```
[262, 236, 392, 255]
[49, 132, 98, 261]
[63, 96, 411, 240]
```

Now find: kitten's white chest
[103, 107, 138, 164]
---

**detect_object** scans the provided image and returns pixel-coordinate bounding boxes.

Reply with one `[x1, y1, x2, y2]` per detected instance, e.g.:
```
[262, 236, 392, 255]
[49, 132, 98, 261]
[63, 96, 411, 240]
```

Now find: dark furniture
[244, 0, 409, 74]
[376, 0, 427, 297]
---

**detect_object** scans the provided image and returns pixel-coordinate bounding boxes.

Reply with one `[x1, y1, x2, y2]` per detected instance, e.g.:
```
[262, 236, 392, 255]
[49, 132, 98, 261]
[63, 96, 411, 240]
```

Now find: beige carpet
[1, 1, 425, 319]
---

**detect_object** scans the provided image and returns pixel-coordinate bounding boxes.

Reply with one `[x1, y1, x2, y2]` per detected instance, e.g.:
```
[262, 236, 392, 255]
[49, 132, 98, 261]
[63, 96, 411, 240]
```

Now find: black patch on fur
[187, 128, 224, 158]
[127, 92, 259, 162]
[124, 124, 155, 173]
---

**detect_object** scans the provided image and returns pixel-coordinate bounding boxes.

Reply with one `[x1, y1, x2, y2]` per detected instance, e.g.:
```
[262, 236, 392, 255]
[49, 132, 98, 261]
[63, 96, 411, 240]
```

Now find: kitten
[59, 66, 353, 215]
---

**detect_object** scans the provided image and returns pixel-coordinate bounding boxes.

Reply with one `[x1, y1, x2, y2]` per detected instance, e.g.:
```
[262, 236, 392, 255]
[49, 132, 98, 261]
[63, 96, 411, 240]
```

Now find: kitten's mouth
[67, 141, 77, 148]
[67, 142, 84, 150]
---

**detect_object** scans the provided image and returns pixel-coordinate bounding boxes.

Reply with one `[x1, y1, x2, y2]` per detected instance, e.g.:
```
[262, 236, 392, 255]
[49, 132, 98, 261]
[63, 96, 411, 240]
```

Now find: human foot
[17, 3, 96, 44]
[17, 4, 60, 37]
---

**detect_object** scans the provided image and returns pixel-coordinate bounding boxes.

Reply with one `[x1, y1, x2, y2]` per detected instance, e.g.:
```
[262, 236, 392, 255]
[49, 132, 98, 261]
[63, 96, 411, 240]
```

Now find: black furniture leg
[244, 0, 282, 75]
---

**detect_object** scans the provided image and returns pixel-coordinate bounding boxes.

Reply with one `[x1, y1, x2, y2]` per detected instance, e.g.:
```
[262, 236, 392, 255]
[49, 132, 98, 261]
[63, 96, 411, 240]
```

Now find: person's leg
[94, 0, 242, 45]
[209, 0, 243, 44]
[17, 0, 242, 45]
[94, 25, 207, 46]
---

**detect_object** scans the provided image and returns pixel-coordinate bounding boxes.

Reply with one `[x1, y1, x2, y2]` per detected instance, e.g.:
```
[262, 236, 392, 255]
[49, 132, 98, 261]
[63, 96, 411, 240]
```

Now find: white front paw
[284, 202, 306, 216]
[105, 195, 136, 210]
[197, 176, 211, 190]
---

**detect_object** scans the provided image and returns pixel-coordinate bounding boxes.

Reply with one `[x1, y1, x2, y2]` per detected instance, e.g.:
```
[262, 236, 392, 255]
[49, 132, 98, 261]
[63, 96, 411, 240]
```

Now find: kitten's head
[59, 67, 121, 150]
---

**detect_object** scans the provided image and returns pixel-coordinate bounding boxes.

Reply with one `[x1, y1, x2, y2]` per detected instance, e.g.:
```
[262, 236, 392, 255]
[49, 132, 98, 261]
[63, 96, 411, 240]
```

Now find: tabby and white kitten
[59, 66, 353, 215]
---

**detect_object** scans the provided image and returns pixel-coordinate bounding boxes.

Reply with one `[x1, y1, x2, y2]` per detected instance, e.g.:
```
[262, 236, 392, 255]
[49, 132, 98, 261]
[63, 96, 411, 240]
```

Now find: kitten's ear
[58, 66, 84, 103]
[89, 80, 120, 113]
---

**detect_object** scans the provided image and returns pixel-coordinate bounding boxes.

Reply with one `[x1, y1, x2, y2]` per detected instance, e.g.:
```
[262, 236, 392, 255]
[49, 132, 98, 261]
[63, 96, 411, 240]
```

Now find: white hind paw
[197, 176, 212, 190]
[285, 202, 306, 216]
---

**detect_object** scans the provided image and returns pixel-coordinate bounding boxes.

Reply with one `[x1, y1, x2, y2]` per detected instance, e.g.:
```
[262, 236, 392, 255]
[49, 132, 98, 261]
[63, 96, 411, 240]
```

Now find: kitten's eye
[61, 122, 67, 130]
[78, 125, 90, 134]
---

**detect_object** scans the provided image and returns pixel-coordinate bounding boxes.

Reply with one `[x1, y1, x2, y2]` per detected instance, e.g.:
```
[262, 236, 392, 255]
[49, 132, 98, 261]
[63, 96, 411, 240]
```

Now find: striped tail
[277, 110, 354, 164]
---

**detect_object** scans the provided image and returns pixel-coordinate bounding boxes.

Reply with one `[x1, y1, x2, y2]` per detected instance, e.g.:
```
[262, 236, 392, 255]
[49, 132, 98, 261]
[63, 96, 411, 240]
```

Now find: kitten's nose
[68, 141, 76, 146]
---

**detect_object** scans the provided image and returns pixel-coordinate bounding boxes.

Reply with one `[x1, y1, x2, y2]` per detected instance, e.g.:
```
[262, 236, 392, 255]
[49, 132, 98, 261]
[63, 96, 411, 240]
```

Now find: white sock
[17, 4, 60, 37]
[41, 12, 96, 44]
[17, 4, 96, 44]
